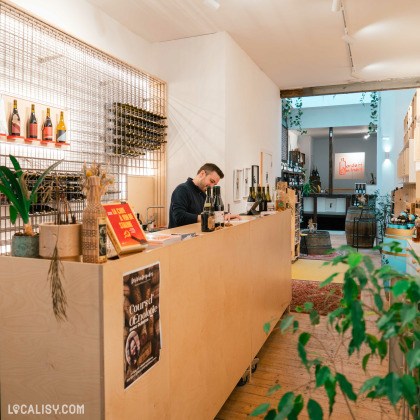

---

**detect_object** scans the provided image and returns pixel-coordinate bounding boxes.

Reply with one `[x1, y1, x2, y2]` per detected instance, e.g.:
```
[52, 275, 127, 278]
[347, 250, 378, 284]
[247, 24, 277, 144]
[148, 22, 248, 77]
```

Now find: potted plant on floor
[0, 155, 63, 258]
[251, 242, 420, 419]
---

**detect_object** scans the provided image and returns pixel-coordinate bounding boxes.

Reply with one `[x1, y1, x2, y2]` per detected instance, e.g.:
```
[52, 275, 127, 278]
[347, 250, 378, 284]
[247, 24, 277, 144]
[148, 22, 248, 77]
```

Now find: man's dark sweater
[169, 178, 206, 228]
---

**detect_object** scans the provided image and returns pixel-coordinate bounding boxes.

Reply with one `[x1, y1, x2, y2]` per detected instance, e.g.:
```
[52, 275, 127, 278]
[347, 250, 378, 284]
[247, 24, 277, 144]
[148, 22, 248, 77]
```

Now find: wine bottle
[251, 186, 256, 200]
[255, 185, 263, 213]
[261, 186, 268, 212]
[28, 104, 37, 139]
[56, 111, 67, 143]
[10, 99, 20, 136]
[43, 108, 53, 141]
[246, 186, 255, 213]
[213, 186, 225, 228]
[82, 176, 107, 264]
[201, 186, 215, 232]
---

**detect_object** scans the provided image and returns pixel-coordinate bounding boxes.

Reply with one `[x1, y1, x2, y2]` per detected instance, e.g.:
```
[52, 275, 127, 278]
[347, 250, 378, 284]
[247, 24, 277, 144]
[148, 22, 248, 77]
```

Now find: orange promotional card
[103, 202, 147, 255]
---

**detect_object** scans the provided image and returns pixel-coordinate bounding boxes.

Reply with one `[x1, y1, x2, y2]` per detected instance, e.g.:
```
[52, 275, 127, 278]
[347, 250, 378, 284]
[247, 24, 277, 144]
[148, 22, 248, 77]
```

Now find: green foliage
[368, 92, 379, 134]
[369, 189, 392, 242]
[281, 97, 307, 135]
[256, 244, 420, 419]
[0, 155, 63, 233]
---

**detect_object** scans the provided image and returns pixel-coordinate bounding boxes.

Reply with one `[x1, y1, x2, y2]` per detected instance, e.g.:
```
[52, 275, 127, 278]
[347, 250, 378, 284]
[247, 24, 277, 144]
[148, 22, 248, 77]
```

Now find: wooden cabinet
[0, 213, 292, 420]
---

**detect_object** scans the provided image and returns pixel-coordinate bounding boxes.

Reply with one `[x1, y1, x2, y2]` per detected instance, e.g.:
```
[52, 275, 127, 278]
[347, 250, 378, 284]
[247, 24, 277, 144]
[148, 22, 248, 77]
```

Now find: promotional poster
[123, 262, 161, 390]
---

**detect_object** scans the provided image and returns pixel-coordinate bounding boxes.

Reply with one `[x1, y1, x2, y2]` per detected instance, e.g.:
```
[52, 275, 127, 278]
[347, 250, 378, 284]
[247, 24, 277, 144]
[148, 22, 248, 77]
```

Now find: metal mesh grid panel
[0, 1, 166, 255]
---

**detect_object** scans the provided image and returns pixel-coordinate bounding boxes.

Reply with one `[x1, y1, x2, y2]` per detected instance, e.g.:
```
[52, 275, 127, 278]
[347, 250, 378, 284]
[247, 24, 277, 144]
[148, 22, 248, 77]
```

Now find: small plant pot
[39, 223, 82, 262]
[11, 234, 39, 258]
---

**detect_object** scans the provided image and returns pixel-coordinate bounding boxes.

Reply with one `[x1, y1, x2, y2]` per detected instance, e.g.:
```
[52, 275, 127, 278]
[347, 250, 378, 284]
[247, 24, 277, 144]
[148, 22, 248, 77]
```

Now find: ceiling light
[203, 0, 220, 10]
[331, 0, 341, 12]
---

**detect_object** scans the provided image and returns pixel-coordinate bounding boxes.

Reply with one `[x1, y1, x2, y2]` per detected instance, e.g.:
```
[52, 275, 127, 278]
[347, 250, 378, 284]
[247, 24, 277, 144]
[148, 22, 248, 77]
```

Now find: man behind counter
[169, 163, 240, 228]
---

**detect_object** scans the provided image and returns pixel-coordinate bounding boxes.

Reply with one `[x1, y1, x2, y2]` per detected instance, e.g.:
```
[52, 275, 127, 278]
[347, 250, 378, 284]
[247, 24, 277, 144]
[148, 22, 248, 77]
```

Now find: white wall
[297, 136, 312, 173]
[289, 103, 371, 130]
[224, 33, 282, 215]
[153, 33, 227, 215]
[155, 32, 281, 216]
[311, 136, 377, 190]
[8, 0, 154, 74]
[377, 89, 416, 194]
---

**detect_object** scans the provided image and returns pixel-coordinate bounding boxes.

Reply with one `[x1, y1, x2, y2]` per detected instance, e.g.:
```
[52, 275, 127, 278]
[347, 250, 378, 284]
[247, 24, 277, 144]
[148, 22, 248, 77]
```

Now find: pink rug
[290, 279, 343, 316]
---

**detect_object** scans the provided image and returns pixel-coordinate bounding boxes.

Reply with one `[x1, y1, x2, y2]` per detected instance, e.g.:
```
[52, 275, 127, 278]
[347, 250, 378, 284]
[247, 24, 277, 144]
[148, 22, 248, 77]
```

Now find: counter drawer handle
[412, 259, 417, 265]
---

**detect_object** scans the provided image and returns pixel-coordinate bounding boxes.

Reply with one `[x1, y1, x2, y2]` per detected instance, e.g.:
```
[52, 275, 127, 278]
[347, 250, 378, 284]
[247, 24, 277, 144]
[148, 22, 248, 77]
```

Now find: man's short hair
[197, 163, 224, 179]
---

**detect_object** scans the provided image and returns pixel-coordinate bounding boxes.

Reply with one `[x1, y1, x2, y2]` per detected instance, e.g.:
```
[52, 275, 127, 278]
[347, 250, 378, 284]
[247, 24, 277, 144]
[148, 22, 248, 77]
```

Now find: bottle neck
[87, 185, 101, 203]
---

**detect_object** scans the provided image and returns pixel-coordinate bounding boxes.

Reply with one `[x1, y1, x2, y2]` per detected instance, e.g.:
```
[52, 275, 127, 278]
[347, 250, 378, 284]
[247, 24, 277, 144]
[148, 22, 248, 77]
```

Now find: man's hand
[224, 213, 241, 221]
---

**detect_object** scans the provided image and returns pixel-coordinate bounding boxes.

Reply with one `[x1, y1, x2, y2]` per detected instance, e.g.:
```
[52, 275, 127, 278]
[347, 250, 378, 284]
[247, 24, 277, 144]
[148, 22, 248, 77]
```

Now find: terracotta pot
[39, 223, 82, 262]
[11, 234, 39, 258]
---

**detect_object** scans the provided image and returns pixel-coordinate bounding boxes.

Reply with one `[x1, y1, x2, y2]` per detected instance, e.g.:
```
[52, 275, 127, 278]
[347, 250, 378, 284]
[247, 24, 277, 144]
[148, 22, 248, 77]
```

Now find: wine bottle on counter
[213, 186, 224, 228]
[28, 104, 37, 138]
[246, 186, 255, 213]
[266, 185, 274, 211]
[255, 185, 263, 213]
[10, 99, 20, 136]
[201, 186, 215, 232]
[251, 186, 256, 200]
[261, 186, 267, 212]
[56, 111, 67, 143]
[43, 108, 53, 141]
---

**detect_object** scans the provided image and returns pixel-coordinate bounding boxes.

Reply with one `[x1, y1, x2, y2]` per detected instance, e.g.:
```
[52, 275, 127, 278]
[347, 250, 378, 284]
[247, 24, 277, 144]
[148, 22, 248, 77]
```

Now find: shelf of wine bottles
[106, 102, 167, 157]
[0, 172, 85, 213]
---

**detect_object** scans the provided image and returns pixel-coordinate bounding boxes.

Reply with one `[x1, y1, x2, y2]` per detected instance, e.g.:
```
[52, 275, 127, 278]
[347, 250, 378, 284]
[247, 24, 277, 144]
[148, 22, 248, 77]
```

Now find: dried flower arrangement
[81, 160, 115, 196]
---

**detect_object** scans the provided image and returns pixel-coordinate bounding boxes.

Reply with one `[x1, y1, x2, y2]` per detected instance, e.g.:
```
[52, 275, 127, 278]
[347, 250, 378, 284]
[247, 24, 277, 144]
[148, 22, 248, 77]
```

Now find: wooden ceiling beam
[280, 76, 420, 98]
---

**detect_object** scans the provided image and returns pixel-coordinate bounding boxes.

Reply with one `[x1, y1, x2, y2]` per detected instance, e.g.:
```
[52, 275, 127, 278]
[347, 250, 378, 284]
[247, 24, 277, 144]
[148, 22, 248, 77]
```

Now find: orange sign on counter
[103, 202, 148, 255]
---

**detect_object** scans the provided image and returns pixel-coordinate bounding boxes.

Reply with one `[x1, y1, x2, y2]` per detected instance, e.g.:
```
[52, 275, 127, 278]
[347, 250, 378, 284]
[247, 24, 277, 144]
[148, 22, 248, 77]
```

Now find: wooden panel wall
[0, 258, 103, 419]
[102, 212, 291, 420]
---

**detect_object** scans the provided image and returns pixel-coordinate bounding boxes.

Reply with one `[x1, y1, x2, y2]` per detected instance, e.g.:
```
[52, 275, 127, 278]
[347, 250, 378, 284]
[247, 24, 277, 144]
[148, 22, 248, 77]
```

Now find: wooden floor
[216, 233, 397, 420]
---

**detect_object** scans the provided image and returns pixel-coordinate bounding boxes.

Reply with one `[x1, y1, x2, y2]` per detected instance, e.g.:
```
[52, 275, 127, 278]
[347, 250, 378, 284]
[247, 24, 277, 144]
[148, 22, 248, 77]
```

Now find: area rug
[299, 250, 347, 261]
[290, 279, 343, 316]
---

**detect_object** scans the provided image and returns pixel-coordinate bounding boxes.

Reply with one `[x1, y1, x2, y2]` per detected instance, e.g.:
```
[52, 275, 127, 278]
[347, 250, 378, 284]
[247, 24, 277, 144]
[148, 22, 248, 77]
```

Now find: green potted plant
[0, 154, 63, 258]
[252, 242, 420, 419]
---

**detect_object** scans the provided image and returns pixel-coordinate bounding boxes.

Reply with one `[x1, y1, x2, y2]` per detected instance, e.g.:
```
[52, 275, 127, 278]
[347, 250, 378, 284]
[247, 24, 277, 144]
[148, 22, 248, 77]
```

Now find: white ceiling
[86, 0, 420, 91]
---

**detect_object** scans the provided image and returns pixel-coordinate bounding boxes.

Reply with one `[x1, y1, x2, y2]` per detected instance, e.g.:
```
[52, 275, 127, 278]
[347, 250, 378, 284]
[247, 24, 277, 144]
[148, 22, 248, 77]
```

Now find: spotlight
[364, 134, 370, 140]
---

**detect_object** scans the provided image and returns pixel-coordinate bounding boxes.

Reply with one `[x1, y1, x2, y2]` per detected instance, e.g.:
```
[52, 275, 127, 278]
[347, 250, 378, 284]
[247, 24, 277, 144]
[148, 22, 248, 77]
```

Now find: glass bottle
[10, 99, 20, 136]
[201, 186, 215, 232]
[255, 185, 263, 213]
[213, 186, 225, 228]
[28, 104, 37, 138]
[261, 186, 268, 212]
[82, 176, 107, 263]
[246, 186, 255, 213]
[56, 111, 67, 143]
[43, 108, 53, 141]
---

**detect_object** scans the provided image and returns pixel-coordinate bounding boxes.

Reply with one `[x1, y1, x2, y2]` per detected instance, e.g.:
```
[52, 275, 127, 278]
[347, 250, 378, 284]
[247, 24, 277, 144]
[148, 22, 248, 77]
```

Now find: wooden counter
[0, 212, 291, 420]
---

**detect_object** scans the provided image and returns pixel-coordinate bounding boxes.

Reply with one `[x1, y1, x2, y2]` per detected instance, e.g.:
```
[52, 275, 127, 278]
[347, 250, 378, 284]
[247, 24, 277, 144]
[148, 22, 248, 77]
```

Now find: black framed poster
[123, 262, 161, 390]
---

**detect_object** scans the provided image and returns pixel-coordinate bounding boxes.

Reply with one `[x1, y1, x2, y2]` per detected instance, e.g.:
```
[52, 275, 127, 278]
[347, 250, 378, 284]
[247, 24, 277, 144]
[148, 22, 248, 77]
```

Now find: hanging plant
[368, 91, 379, 134]
[281, 97, 307, 135]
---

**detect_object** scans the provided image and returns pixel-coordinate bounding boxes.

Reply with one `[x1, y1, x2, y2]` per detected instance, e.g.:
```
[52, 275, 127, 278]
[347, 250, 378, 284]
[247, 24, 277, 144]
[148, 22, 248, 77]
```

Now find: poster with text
[334, 152, 365, 179]
[123, 262, 161, 390]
